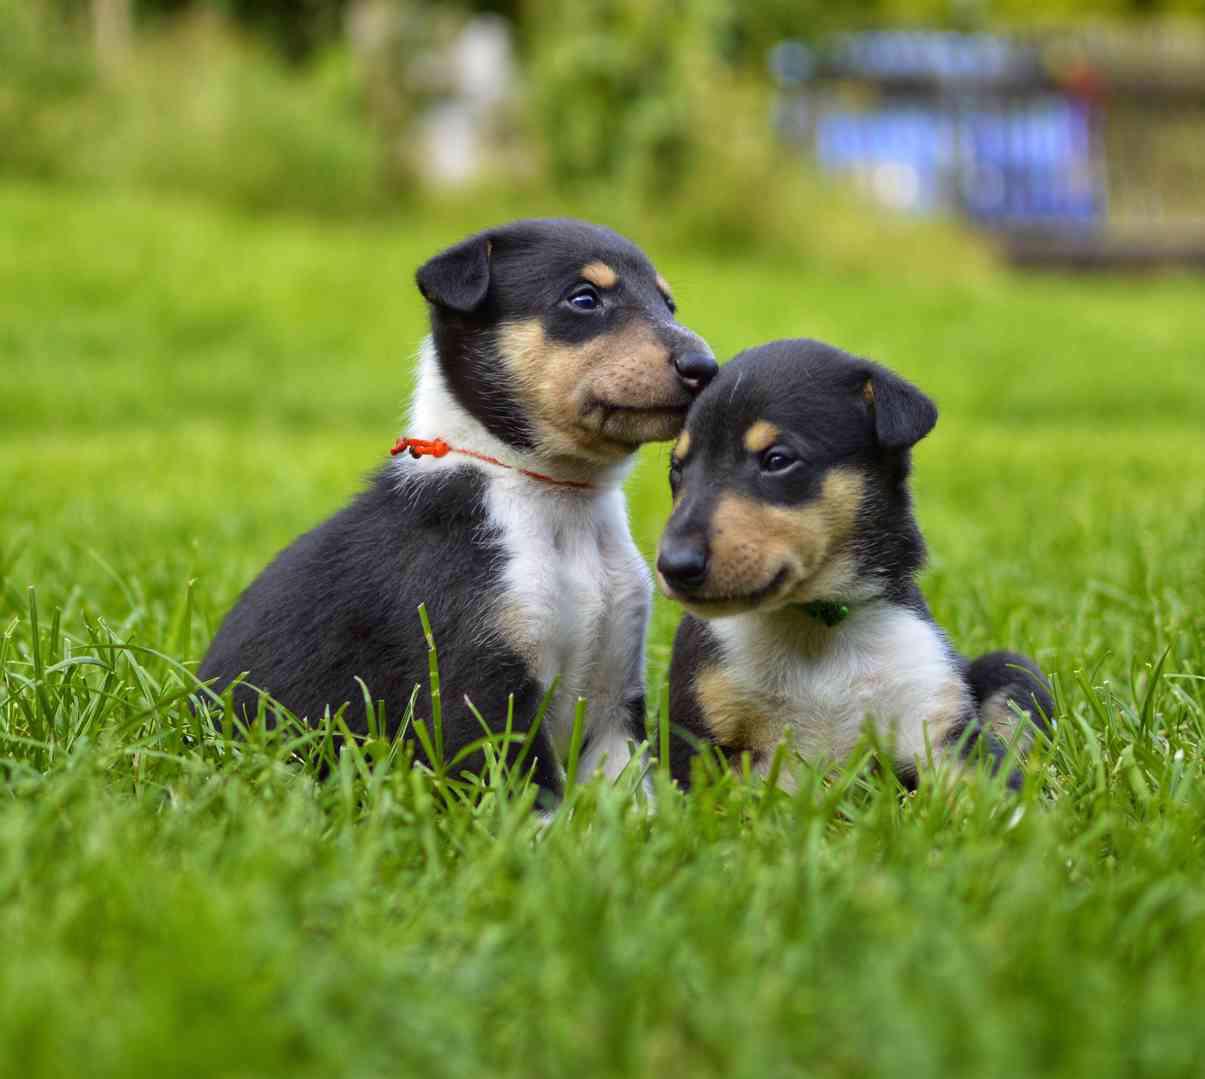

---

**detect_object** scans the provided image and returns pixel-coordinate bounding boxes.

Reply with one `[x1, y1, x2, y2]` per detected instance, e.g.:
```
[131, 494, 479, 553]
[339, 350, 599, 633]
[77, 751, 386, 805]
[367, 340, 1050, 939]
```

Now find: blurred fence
[773, 28, 1205, 268]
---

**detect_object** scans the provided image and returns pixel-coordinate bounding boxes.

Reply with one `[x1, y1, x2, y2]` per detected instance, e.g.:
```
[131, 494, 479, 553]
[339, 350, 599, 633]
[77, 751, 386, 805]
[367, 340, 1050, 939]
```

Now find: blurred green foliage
[2, 0, 1202, 266]
[523, 0, 707, 191]
[0, 0, 994, 274]
[519, 0, 989, 267]
[0, 3, 383, 215]
[125, 0, 1205, 62]
[0, 0, 95, 179]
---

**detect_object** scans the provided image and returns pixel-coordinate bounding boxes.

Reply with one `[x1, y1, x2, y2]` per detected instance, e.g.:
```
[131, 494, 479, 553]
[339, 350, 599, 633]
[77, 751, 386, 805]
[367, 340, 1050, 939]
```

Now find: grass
[2, 180, 1204, 1078]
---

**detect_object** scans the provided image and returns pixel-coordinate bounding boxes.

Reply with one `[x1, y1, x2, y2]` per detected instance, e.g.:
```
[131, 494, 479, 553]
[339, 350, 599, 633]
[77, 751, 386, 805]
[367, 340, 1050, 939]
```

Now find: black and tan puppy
[657, 339, 1052, 789]
[198, 219, 716, 795]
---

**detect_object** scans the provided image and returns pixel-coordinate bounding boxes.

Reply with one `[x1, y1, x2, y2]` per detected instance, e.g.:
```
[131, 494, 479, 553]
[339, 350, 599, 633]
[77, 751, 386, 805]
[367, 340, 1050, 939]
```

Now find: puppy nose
[658, 539, 709, 593]
[674, 351, 719, 391]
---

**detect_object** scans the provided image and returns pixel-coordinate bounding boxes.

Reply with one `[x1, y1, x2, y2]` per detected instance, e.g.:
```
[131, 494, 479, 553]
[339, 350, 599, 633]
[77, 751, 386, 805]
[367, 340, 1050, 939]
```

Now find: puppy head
[416, 219, 716, 464]
[656, 339, 937, 617]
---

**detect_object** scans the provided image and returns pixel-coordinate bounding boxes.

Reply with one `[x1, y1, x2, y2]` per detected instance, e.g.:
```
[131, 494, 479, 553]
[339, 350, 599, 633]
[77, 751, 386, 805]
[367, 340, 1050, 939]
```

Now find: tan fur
[581, 261, 618, 289]
[673, 430, 691, 461]
[980, 689, 1036, 753]
[695, 666, 783, 755]
[742, 420, 780, 454]
[655, 274, 673, 304]
[929, 680, 974, 748]
[498, 318, 689, 463]
[863, 379, 875, 403]
[698, 468, 865, 607]
[491, 596, 539, 671]
[796, 549, 860, 608]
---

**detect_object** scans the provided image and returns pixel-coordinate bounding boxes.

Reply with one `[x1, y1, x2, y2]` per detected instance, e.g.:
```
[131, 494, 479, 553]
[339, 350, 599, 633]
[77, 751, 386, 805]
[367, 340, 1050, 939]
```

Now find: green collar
[799, 599, 851, 627]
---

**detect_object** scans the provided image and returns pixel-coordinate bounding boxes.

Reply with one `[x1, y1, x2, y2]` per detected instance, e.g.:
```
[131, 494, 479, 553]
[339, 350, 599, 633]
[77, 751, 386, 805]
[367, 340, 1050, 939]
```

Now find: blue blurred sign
[780, 32, 1105, 229]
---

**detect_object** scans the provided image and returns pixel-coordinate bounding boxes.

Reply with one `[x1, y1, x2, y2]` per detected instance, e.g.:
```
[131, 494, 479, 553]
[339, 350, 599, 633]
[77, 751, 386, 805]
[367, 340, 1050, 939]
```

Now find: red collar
[390, 437, 595, 491]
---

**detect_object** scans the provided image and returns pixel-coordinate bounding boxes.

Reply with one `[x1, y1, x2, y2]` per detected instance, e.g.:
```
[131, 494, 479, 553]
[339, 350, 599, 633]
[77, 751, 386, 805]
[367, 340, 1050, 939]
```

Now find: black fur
[967, 650, 1055, 735]
[665, 614, 724, 784]
[869, 364, 938, 451]
[197, 467, 559, 789]
[416, 234, 492, 313]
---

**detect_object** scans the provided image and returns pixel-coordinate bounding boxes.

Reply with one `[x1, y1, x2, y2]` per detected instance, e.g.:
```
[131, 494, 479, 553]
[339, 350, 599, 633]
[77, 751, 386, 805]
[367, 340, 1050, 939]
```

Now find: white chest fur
[710, 603, 969, 770]
[401, 338, 649, 778]
[485, 480, 650, 756]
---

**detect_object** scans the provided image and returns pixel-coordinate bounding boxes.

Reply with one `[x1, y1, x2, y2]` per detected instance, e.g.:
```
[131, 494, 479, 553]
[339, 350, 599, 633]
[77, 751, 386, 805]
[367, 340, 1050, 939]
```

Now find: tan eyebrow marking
[673, 430, 692, 460]
[743, 420, 780, 454]
[655, 273, 675, 305]
[581, 261, 619, 288]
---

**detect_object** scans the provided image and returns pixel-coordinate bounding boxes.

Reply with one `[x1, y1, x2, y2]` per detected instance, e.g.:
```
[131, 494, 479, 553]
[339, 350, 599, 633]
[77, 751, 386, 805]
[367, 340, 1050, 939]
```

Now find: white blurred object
[419, 15, 517, 186]
[420, 104, 481, 186]
[457, 16, 514, 111]
[870, 162, 923, 212]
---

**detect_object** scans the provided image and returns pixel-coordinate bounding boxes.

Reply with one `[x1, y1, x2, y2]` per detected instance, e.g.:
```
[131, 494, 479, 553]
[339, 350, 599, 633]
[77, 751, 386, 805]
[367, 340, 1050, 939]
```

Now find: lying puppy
[656, 338, 1052, 789]
[198, 219, 716, 794]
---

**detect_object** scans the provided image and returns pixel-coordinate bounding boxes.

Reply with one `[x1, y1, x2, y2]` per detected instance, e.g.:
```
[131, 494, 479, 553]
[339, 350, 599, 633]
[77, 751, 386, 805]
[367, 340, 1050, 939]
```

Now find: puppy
[197, 219, 716, 795]
[657, 339, 1052, 789]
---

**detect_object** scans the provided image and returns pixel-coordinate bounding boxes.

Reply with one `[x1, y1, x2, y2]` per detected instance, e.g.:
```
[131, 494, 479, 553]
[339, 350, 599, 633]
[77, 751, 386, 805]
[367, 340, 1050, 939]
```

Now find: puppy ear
[864, 367, 938, 450]
[415, 235, 492, 313]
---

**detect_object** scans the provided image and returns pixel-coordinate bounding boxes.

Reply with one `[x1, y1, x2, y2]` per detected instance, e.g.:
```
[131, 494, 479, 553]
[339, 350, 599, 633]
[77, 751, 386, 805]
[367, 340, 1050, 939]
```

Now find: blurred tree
[130, 0, 351, 59]
[21, 0, 1186, 64]
[93, 0, 133, 70]
[523, 0, 714, 192]
[207, 0, 347, 60]
[131, 0, 517, 61]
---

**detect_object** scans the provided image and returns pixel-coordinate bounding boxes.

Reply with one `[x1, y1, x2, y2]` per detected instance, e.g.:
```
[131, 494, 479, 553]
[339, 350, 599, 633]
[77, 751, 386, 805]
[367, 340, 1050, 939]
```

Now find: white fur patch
[483, 477, 649, 777]
[709, 602, 969, 775]
[399, 338, 649, 781]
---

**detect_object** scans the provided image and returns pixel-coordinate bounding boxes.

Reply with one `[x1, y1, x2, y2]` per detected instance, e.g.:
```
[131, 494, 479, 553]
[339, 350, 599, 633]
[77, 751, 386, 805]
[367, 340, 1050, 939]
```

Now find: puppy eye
[664, 295, 677, 316]
[760, 447, 797, 474]
[566, 285, 601, 312]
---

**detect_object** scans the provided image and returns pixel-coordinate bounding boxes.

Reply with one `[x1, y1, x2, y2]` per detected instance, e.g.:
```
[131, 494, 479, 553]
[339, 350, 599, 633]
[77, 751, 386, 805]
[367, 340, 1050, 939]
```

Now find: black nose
[657, 538, 709, 593]
[674, 351, 718, 390]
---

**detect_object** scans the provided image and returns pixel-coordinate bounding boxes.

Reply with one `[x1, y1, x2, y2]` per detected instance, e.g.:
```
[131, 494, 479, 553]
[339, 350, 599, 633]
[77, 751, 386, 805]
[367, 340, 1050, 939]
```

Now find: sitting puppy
[198, 219, 717, 794]
[656, 338, 1052, 789]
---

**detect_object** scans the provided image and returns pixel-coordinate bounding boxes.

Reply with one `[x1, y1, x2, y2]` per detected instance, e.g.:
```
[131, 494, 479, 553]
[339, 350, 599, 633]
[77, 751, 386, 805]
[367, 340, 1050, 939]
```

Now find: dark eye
[669, 459, 683, 493]
[567, 285, 600, 312]
[664, 295, 677, 316]
[761, 447, 797, 474]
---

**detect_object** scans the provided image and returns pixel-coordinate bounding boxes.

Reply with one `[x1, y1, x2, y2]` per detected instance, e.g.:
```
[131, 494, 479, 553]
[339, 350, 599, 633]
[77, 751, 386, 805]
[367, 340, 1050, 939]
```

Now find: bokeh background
[8, 0, 1205, 242]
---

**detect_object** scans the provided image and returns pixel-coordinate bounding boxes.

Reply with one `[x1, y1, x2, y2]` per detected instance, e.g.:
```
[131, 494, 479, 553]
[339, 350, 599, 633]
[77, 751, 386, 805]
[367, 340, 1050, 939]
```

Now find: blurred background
[5, 0, 1205, 267]
[2, 0, 1204, 681]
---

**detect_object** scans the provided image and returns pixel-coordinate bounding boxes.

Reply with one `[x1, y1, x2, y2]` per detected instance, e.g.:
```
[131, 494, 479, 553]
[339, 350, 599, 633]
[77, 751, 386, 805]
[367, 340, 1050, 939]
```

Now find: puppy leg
[932, 652, 1052, 790]
[577, 705, 642, 782]
[575, 610, 648, 785]
[967, 650, 1053, 752]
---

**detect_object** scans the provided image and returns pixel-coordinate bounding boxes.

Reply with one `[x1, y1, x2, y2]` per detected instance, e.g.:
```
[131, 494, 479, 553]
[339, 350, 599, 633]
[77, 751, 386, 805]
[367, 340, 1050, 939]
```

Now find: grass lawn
[2, 181, 1204, 1078]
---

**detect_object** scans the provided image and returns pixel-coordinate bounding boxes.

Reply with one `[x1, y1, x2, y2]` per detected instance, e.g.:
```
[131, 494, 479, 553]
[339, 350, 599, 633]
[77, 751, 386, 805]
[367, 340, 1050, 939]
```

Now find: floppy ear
[415, 235, 492, 313]
[864, 366, 938, 450]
